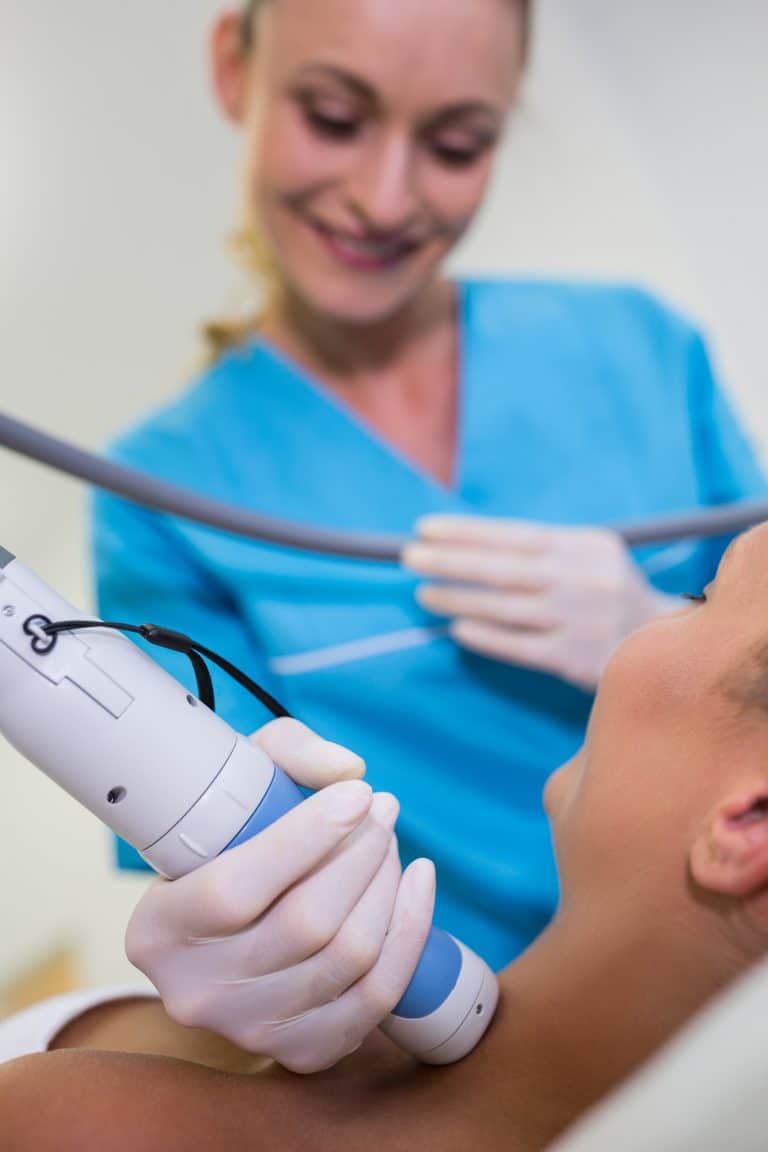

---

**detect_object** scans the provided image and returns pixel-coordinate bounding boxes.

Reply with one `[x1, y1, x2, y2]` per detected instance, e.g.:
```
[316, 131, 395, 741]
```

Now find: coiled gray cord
[1, 411, 766, 560]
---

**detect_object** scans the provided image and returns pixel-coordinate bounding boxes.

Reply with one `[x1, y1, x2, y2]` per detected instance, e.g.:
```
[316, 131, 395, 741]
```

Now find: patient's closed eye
[683, 593, 707, 604]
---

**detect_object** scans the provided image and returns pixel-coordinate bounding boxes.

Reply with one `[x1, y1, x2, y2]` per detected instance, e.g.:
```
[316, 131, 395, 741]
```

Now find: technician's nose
[346, 133, 419, 235]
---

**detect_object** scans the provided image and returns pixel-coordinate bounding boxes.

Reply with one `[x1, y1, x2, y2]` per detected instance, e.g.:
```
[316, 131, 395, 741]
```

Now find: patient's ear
[210, 11, 252, 125]
[691, 789, 768, 897]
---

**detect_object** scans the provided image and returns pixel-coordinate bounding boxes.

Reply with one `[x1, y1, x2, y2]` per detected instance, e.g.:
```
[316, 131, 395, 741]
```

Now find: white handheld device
[0, 547, 498, 1064]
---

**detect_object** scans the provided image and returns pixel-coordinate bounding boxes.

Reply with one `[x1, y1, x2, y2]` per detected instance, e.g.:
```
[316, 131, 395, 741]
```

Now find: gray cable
[0, 412, 404, 561]
[617, 500, 768, 547]
[1, 411, 766, 559]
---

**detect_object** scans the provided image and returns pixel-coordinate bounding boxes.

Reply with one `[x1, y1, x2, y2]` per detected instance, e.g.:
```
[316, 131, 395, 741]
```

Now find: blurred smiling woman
[211, 0, 527, 342]
[90, 0, 767, 1071]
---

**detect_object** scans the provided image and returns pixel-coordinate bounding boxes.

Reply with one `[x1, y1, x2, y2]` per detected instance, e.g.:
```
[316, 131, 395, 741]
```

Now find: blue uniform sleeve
[92, 490, 280, 871]
[688, 332, 768, 582]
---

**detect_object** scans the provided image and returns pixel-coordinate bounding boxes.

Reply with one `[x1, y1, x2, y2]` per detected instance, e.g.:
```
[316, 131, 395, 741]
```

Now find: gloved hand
[403, 515, 681, 691]
[125, 718, 435, 1074]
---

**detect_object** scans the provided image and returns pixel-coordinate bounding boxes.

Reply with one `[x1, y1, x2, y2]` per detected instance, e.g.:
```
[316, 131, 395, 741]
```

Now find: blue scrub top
[93, 279, 767, 971]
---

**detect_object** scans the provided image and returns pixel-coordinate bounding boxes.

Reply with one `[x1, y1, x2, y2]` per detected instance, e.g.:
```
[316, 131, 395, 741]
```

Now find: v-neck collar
[246, 281, 471, 504]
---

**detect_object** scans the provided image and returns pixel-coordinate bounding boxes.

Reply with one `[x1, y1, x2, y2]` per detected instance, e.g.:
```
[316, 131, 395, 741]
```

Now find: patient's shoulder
[0, 1050, 257, 1152]
[0, 1052, 107, 1152]
[0, 1039, 472, 1152]
[0, 1048, 370, 1152]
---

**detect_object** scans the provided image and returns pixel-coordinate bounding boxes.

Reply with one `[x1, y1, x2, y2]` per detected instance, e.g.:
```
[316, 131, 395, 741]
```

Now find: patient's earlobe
[690, 790, 768, 897]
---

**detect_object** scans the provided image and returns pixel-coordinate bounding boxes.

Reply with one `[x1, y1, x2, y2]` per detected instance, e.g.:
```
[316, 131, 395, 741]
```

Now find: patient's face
[546, 524, 768, 915]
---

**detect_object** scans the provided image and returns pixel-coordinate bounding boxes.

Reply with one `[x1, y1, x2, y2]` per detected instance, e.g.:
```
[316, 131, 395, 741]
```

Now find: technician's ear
[690, 789, 768, 897]
[209, 10, 252, 125]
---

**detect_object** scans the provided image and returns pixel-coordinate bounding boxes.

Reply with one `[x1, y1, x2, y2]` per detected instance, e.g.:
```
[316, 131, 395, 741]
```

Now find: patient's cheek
[598, 622, 687, 725]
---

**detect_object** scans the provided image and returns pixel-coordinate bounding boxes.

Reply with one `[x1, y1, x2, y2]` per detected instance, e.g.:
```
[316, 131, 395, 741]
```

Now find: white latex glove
[125, 718, 435, 1074]
[403, 515, 681, 691]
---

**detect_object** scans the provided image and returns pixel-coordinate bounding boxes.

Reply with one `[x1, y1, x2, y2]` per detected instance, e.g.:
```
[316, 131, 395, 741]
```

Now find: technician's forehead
[261, 0, 522, 106]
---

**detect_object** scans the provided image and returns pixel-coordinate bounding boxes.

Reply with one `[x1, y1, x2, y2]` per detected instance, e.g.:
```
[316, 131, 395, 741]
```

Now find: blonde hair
[202, 0, 532, 365]
[201, 224, 278, 365]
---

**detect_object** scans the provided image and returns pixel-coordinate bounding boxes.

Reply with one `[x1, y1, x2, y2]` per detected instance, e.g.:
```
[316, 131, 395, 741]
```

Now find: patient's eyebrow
[716, 535, 748, 586]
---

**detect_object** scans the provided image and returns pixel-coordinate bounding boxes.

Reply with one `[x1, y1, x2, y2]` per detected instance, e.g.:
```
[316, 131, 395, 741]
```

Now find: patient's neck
[270, 905, 741, 1152]
[478, 904, 744, 1148]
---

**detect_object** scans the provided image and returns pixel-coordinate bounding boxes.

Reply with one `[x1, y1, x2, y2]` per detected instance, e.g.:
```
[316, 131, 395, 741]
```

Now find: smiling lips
[307, 215, 423, 271]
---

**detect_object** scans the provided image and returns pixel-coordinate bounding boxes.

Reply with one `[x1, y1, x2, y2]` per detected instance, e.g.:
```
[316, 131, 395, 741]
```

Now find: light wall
[1, 0, 767, 989]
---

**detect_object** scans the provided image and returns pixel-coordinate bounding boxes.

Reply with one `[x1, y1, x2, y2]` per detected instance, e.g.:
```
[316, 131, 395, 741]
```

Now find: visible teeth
[320, 225, 410, 258]
[339, 236, 401, 255]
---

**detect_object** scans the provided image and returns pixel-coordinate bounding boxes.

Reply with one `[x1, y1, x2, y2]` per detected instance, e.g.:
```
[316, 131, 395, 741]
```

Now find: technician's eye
[431, 140, 492, 169]
[304, 108, 360, 141]
[683, 592, 707, 604]
[432, 145, 482, 168]
[429, 131, 497, 170]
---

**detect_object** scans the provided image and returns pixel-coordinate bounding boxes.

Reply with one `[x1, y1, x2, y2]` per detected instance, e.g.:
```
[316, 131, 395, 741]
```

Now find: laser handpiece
[0, 547, 498, 1065]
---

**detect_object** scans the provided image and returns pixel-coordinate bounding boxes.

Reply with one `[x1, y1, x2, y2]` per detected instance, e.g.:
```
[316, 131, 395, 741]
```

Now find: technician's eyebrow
[292, 65, 502, 127]
[426, 103, 502, 130]
[293, 64, 377, 104]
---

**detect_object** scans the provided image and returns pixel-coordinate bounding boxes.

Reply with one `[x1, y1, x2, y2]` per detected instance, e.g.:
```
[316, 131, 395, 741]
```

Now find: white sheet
[0, 985, 157, 1064]
[549, 956, 768, 1152]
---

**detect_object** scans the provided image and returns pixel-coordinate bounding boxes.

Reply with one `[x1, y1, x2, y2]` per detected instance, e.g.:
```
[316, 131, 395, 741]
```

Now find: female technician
[92, 0, 767, 1071]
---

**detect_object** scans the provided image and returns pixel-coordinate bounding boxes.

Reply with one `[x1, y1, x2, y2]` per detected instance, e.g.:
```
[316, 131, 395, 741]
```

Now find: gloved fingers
[266, 857, 437, 1074]
[298, 835, 402, 1003]
[162, 794, 401, 980]
[416, 514, 553, 552]
[249, 793, 401, 973]
[451, 618, 564, 677]
[128, 779, 374, 945]
[417, 584, 558, 630]
[208, 838, 404, 1042]
[402, 543, 551, 591]
[250, 717, 366, 788]
[149, 839, 403, 1045]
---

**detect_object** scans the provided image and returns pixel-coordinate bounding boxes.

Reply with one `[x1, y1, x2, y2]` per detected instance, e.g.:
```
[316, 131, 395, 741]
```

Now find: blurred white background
[1, 0, 767, 992]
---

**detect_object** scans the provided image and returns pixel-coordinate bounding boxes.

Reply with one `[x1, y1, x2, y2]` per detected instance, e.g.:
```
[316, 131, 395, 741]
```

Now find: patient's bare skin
[0, 1029, 502, 1152]
[6, 524, 768, 1149]
[0, 925, 752, 1152]
[0, 989, 581, 1152]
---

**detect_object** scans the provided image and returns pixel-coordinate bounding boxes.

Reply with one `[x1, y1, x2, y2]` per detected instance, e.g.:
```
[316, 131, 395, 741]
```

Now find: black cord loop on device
[25, 616, 292, 721]
[23, 614, 59, 655]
